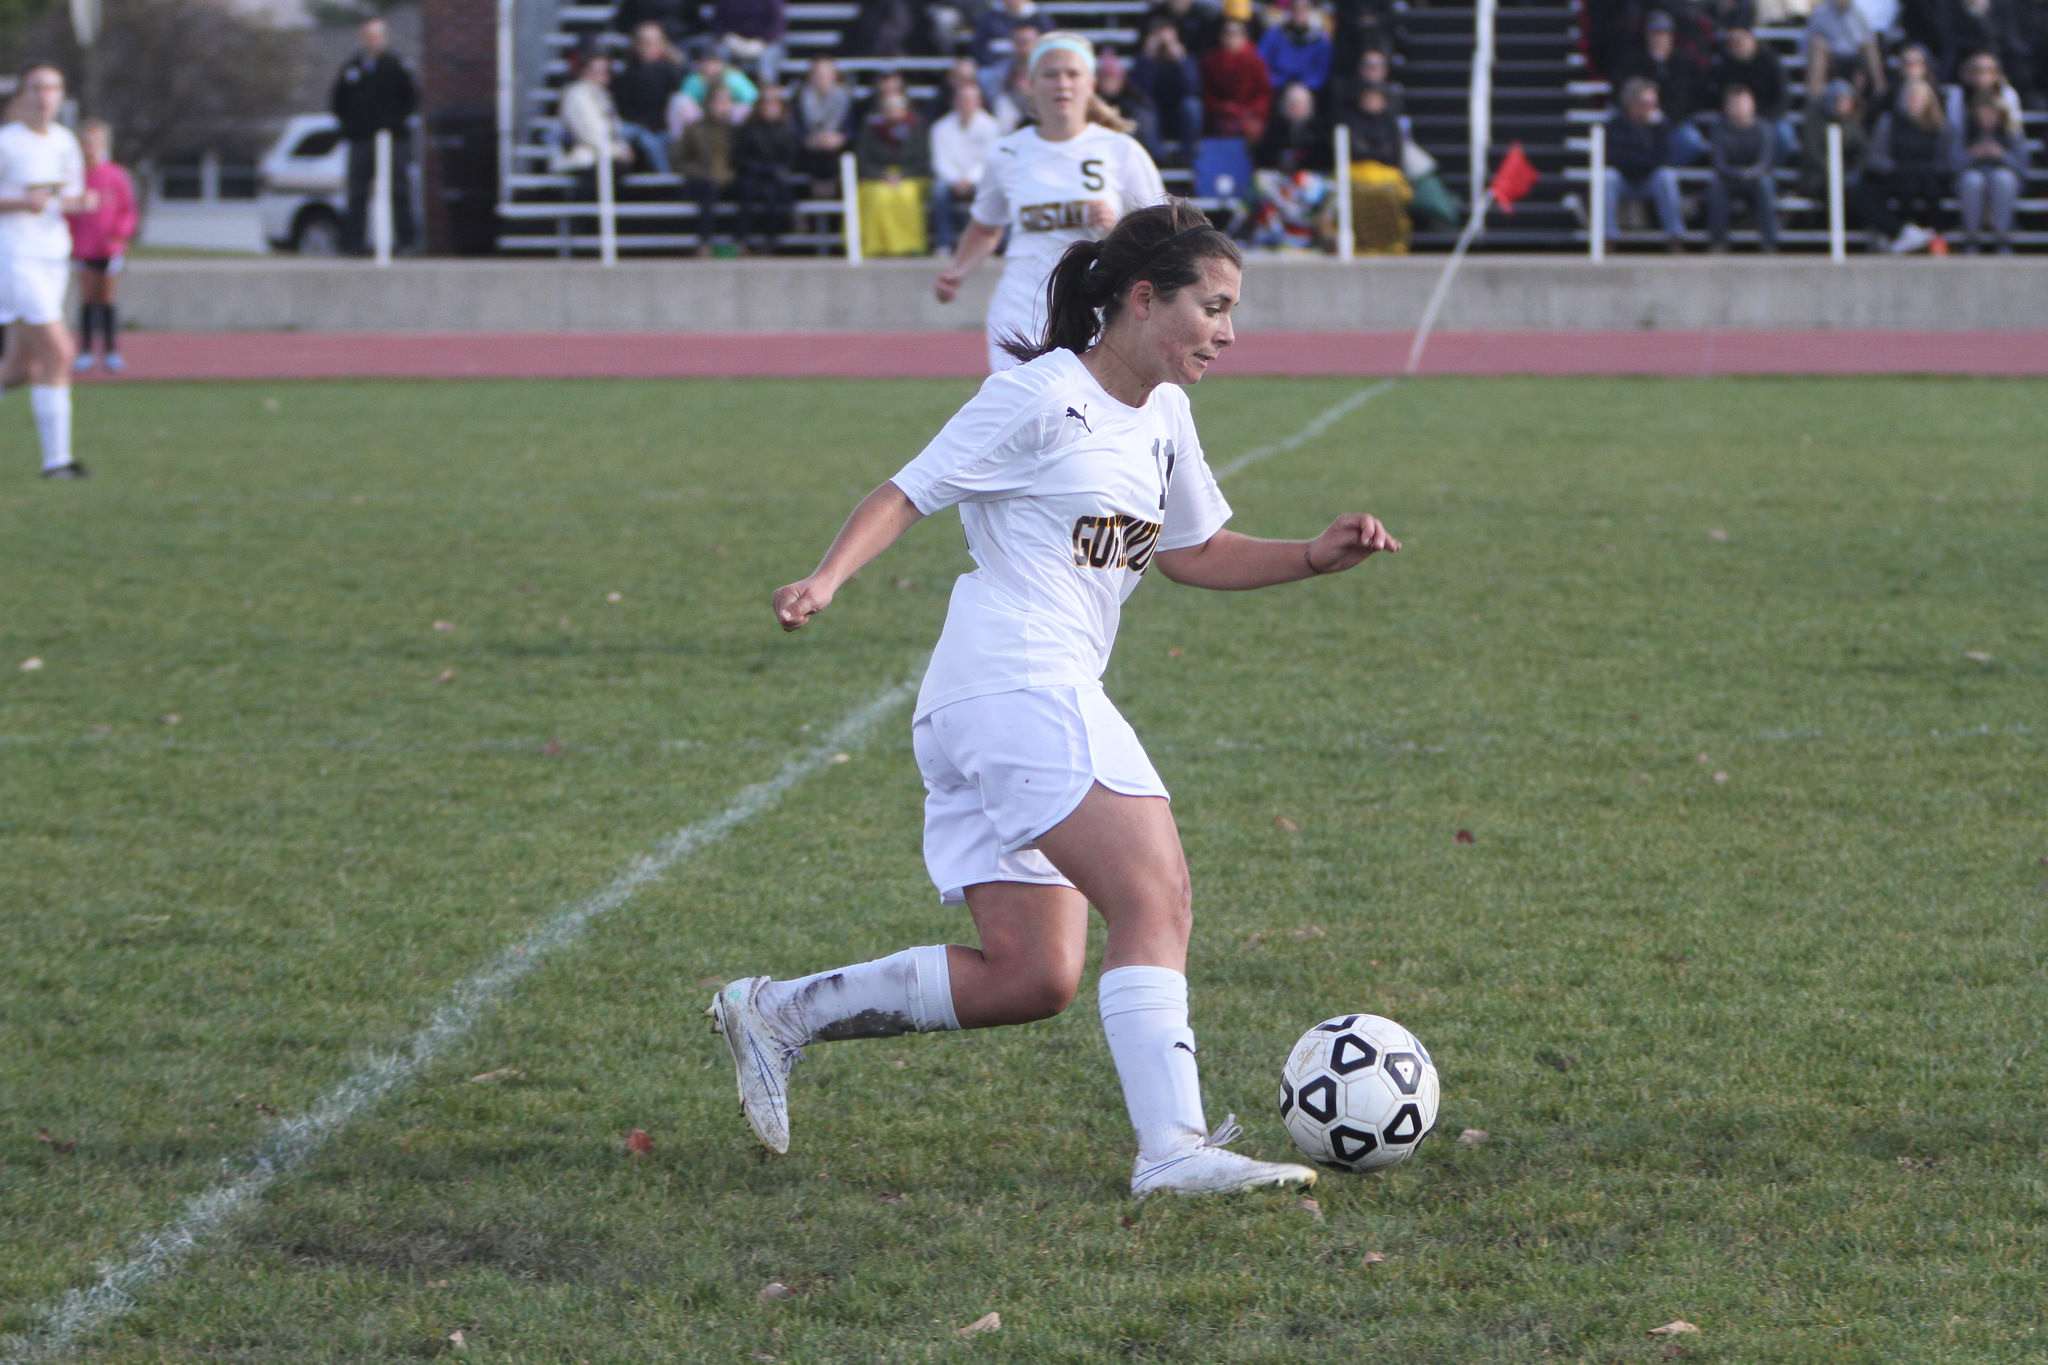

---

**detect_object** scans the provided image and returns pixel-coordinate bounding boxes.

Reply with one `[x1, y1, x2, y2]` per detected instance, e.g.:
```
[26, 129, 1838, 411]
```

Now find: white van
[257, 113, 347, 254]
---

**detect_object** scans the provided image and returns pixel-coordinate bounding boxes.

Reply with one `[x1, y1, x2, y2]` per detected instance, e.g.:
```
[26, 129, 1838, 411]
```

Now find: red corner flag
[1489, 142, 1539, 212]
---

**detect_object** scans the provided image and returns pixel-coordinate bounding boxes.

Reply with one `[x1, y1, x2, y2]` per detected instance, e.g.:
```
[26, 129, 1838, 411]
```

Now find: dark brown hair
[1000, 200, 1242, 364]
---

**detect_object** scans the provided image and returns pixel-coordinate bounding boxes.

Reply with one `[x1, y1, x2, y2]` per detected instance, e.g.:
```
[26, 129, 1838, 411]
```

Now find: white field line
[0, 678, 915, 1365]
[1, 381, 1397, 1363]
[1211, 379, 1399, 480]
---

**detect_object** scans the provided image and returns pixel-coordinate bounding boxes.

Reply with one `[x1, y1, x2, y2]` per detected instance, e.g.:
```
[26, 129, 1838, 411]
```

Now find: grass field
[3, 374, 2044, 1364]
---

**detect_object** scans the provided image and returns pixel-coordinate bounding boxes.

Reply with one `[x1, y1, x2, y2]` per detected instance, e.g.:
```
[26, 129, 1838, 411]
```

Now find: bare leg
[1032, 784, 1192, 972]
[951, 880, 1088, 1027]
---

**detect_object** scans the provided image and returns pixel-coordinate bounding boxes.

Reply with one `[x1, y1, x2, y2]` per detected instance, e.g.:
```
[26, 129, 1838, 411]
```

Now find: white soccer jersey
[890, 348, 1232, 719]
[0, 122, 82, 262]
[971, 123, 1167, 370]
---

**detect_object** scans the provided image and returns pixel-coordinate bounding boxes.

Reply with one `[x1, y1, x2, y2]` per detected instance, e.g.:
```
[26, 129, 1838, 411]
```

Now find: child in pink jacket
[66, 119, 137, 373]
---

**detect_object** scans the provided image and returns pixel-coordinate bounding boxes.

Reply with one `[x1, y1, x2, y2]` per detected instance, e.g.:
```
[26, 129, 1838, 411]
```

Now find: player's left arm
[1154, 515, 1400, 590]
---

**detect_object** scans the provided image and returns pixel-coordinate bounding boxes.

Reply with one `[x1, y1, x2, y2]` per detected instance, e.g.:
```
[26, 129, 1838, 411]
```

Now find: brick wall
[419, 0, 498, 253]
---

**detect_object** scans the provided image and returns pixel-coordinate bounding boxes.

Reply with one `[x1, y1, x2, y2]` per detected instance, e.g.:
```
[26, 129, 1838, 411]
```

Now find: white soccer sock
[30, 385, 71, 471]
[1098, 964, 1208, 1162]
[756, 945, 961, 1043]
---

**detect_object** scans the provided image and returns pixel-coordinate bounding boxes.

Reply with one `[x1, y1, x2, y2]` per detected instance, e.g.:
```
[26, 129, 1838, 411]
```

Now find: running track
[94, 330, 2048, 381]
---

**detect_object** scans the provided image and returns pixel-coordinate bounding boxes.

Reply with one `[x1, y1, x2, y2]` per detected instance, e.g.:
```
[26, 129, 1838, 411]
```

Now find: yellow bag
[1347, 160, 1412, 255]
[857, 176, 929, 257]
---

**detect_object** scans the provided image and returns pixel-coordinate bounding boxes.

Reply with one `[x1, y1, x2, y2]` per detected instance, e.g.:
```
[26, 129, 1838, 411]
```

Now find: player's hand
[934, 265, 965, 303]
[1086, 199, 1116, 232]
[1306, 514, 1400, 575]
[22, 187, 50, 213]
[773, 578, 835, 631]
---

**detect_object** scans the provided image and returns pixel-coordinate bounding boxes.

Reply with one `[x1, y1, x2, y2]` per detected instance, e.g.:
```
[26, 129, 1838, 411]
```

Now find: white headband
[1028, 34, 1097, 76]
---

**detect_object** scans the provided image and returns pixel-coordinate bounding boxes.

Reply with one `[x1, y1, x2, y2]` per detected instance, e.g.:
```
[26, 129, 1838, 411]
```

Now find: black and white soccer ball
[1278, 1014, 1440, 1172]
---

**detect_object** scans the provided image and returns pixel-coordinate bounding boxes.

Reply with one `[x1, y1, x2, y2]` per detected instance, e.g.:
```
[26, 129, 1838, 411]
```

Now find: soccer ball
[1278, 1014, 1440, 1172]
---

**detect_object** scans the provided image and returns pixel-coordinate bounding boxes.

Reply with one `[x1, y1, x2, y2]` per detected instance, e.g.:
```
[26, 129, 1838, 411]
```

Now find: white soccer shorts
[912, 683, 1169, 905]
[0, 256, 69, 326]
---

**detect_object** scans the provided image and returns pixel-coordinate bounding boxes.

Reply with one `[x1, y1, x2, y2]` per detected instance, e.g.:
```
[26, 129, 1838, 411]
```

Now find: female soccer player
[0, 63, 92, 478]
[712, 201, 1403, 1197]
[935, 32, 1167, 373]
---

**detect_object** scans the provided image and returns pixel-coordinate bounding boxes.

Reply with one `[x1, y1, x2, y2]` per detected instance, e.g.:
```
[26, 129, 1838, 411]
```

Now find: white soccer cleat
[706, 976, 803, 1154]
[1130, 1115, 1319, 1198]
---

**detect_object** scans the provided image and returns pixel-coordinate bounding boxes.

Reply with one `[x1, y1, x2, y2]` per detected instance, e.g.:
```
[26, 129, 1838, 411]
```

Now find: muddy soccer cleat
[707, 976, 803, 1154]
[1130, 1115, 1319, 1198]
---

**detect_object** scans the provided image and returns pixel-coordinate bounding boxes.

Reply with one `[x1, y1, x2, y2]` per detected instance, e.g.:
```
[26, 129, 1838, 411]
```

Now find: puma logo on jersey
[1065, 406, 1091, 433]
[1071, 513, 1164, 573]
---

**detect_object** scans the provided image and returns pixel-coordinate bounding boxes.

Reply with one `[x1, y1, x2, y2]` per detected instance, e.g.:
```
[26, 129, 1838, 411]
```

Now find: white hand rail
[596, 137, 617, 266]
[840, 150, 863, 264]
[1334, 122, 1353, 262]
[372, 129, 394, 266]
[1470, 0, 1497, 198]
[1589, 122, 1606, 262]
[1827, 122, 1846, 263]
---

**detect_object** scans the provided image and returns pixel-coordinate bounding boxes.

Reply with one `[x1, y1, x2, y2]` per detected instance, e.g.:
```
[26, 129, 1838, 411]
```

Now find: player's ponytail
[1084, 94, 1136, 134]
[999, 199, 1242, 365]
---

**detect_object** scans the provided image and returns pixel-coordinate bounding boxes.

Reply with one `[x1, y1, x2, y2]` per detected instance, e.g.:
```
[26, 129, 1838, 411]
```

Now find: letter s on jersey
[1080, 158, 1105, 192]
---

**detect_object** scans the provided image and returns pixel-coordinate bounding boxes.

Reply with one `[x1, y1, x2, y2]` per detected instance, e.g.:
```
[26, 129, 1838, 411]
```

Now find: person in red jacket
[66, 120, 136, 374]
[1199, 19, 1271, 140]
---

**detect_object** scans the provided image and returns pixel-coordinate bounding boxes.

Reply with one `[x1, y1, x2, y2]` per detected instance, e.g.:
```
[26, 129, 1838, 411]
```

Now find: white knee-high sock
[755, 945, 961, 1043]
[30, 385, 70, 471]
[1098, 964, 1208, 1161]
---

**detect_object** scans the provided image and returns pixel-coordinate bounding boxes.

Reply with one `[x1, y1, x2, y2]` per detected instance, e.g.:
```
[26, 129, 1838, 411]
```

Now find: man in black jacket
[331, 16, 419, 255]
[1603, 77, 1685, 248]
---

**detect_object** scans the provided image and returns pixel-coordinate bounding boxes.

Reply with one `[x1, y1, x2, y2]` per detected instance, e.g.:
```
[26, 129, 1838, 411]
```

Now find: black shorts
[75, 257, 114, 273]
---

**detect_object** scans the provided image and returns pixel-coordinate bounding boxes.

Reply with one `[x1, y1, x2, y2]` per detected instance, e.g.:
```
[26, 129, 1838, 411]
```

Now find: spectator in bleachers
[1330, 43, 1400, 115]
[1131, 18, 1207, 163]
[930, 56, 981, 119]
[1795, 80, 1936, 252]
[972, 0, 1040, 65]
[1329, 0, 1401, 87]
[794, 57, 857, 186]
[1709, 26, 1792, 154]
[1341, 81, 1411, 251]
[1954, 93, 2027, 251]
[1705, 84, 1779, 249]
[734, 84, 801, 249]
[1613, 12, 1708, 162]
[670, 47, 759, 138]
[1866, 76, 1952, 247]
[1096, 51, 1162, 154]
[985, 20, 1042, 129]
[713, 0, 788, 85]
[929, 75, 1000, 251]
[850, 0, 935, 57]
[1250, 82, 1336, 248]
[614, 0, 697, 46]
[1700, 0, 1758, 36]
[1892, 40, 1934, 105]
[1603, 76, 1686, 249]
[1944, 50, 2025, 134]
[1806, 0, 1888, 102]
[676, 82, 741, 253]
[855, 71, 933, 255]
[1149, 0, 1225, 58]
[1202, 19, 1274, 139]
[552, 53, 636, 180]
[616, 23, 686, 172]
[1258, 0, 1336, 97]
[1943, 0, 2027, 86]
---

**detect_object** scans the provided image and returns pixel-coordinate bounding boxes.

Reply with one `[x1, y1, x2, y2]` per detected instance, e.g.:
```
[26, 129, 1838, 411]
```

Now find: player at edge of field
[711, 199, 1404, 1197]
[934, 31, 1167, 374]
[0, 63, 93, 479]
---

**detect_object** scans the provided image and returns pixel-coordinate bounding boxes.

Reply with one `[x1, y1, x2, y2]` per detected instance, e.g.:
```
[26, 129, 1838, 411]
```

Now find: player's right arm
[935, 219, 1005, 303]
[772, 482, 925, 631]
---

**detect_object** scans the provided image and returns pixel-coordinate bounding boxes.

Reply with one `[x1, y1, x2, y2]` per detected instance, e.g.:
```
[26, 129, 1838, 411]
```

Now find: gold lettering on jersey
[1071, 513, 1165, 573]
[1019, 200, 1094, 233]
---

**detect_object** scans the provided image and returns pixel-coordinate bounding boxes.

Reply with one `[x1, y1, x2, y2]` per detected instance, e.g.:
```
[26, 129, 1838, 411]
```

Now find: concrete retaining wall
[123, 255, 2048, 333]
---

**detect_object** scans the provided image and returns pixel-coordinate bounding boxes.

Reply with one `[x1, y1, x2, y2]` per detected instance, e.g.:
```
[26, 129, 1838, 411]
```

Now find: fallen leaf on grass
[1962, 651, 1992, 663]
[35, 1128, 75, 1154]
[625, 1129, 654, 1156]
[696, 976, 726, 989]
[162, 713, 181, 726]
[1456, 1128, 1488, 1145]
[873, 1192, 907, 1205]
[541, 738, 564, 757]
[958, 1312, 1001, 1336]
[1707, 528, 1729, 542]
[1454, 829, 1475, 844]
[19, 656, 43, 672]
[757, 1281, 795, 1302]
[1273, 816, 1299, 831]
[427, 1279, 450, 1289]
[1631, 773, 1650, 785]
[1648, 1321, 1700, 1336]
[750, 1354, 778, 1363]
[828, 752, 851, 764]
[431, 669, 456, 685]
[605, 591, 624, 604]
[1360, 1251, 1388, 1267]
[712, 544, 729, 556]
[1713, 772, 1729, 784]
[557, 617, 573, 629]
[1295, 1198, 1322, 1219]
[1897, 1155, 1940, 1172]
[1931, 492, 1949, 502]
[469, 1068, 526, 1084]
[1166, 646, 1185, 658]
[447, 1328, 467, 1351]
[432, 620, 455, 632]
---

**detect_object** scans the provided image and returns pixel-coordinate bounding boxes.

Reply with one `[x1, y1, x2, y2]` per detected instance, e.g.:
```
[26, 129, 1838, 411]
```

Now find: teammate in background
[67, 119, 136, 374]
[935, 32, 1166, 373]
[0, 64, 93, 479]
[714, 201, 1403, 1197]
